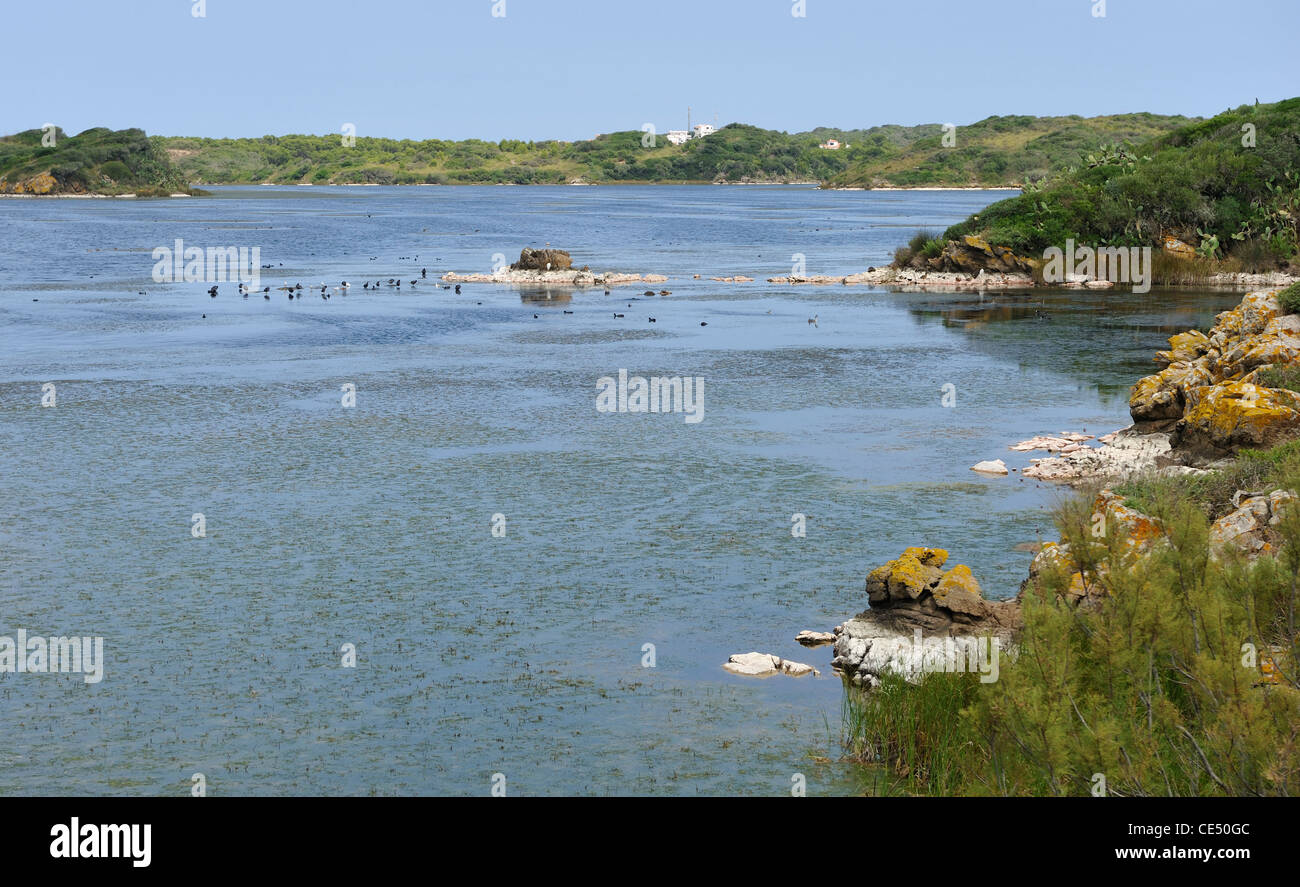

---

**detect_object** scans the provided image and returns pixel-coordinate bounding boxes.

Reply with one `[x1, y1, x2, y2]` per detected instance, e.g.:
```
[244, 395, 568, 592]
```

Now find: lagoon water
[0, 186, 1242, 795]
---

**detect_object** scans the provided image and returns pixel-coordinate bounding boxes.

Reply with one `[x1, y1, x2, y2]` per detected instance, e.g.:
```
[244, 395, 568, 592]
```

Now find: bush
[1278, 281, 1300, 315]
[1256, 364, 1300, 391]
[98, 160, 134, 183]
[893, 229, 944, 268]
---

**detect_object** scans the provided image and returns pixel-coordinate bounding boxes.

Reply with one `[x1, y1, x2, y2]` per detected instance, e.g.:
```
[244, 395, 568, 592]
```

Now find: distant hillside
[824, 113, 1196, 188]
[941, 98, 1300, 271]
[0, 127, 195, 196]
[161, 124, 882, 186]
[0, 113, 1213, 194]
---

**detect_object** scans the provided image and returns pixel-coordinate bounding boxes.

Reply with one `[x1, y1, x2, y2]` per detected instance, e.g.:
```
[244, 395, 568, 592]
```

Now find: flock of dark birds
[194, 269, 725, 326]
[204, 267, 461, 302]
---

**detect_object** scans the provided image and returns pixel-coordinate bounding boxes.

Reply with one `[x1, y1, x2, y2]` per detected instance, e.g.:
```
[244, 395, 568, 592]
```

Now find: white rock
[971, 459, 1009, 475]
[723, 651, 819, 677]
[795, 630, 836, 647]
[1023, 429, 1172, 482]
[779, 659, 819, 677]
[724, 652, 781, 676]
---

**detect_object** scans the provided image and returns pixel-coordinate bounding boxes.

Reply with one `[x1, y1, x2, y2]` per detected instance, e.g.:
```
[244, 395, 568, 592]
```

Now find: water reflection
[517, 286, 575, 305]
[905, 287, 1247, 402]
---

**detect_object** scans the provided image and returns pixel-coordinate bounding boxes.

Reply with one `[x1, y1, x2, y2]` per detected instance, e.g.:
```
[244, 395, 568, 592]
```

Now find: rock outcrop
[1209, 490, 1297, 555]
[1022, 490, 1166, 608]
[858, 548, 1020, 634]
[442, 269, 666, 287]
[1021, 427, 1176, 481]
[1175, 382, 1300, 458]
[1128, 290, 1300, 458]
[723, 652, 819, 677]
[1023, 486, 1297, 611]
[0, 172, 59, 195]
[511, 248, 573, 272]
[930, 235, 1038, 275]
[831, 548, 1020, 687]
[441, 247, 670, 287]
[795, 630, 835, 647]
[766, 268, 1034, 289]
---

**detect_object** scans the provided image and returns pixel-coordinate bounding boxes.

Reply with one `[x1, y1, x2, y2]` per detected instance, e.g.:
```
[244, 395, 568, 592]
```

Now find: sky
[4, 0, 1298, 141]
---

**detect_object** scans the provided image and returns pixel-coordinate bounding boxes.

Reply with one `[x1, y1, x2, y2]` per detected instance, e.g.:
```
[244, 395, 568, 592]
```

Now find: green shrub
[1256, 364, 1300, 391]
[98, 160, 134, 183]
[1278, 281, 1300, 315]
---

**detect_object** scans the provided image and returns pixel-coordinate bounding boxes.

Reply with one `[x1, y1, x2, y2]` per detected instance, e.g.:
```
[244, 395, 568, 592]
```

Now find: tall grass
[842, 671, 989, 795]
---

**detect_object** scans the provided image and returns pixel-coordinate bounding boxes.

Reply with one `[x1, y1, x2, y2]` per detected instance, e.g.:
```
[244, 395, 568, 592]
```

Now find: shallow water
[0, 186, 1243, 795]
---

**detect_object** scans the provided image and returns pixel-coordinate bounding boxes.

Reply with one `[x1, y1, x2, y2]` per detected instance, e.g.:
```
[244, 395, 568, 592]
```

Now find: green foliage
[1278, 281, 1300, 315]
[1116, 439, 1300, 521]
[843, 671, 985, 795]
[892, 229, 946, 268]
[158, 124, 878, 186]
[0, 127, 191, 195]
[1256, 364, 1300, 392]
[943, 98, 1300, 267]
[153, 115, 1193, 188]
[826, 112, 1192, 189]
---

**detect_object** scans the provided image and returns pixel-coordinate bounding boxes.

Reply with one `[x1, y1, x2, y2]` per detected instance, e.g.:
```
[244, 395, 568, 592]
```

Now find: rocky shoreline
[974, 288, 1300, 483]
[816, 287, 1300, 687]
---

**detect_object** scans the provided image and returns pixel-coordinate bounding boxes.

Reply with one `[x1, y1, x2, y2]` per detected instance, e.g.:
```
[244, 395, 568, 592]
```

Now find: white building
[692, 124, 716, 138]
[819, 138, 842, 150]
[665, 130, 690, 146]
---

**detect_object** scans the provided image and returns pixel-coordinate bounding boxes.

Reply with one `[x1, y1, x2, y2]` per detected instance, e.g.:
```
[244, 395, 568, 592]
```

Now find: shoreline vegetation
[882, 99, 1300, 288]
[830, 93, 1300, 789]
[833, 285, 1300, 796]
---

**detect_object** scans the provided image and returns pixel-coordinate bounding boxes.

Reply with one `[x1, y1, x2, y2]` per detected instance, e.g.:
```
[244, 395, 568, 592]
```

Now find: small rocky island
[442, 248, 668, 288]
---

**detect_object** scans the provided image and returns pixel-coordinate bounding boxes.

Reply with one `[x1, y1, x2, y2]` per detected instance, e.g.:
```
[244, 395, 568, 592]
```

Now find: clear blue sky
[6, 0, 1297, 141]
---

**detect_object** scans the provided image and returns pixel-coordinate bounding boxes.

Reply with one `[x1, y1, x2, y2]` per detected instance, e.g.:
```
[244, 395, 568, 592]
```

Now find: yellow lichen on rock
[1129, 291, 1300, 458]
[858, 548, 1020, 634]
[932, 564, 987, 617]
[1, 172, 59, 195]
[1095, 490, 1165, 549]
[900, 546, 948, 568]
[1155, 330, 1212, 367]
[1130, 361, 1214, 422]
[1177, 381, 1300, 454]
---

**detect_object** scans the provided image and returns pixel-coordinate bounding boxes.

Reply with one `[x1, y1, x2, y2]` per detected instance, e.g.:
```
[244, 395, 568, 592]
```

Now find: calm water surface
[0, 186, 1243, 795]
